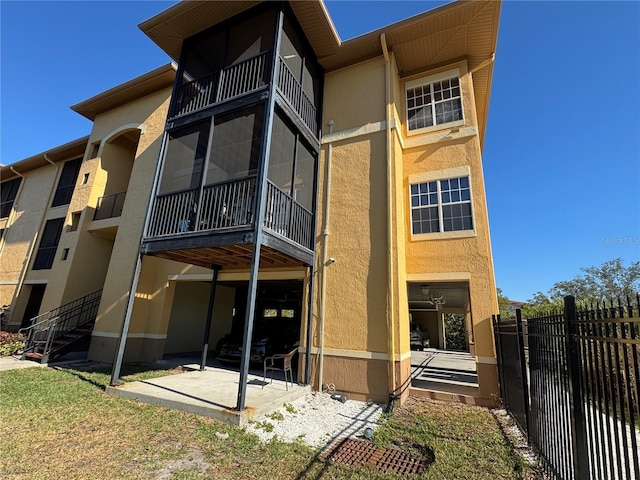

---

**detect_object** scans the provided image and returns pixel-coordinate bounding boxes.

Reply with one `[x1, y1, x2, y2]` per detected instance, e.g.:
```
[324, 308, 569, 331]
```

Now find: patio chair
[263, 348, 297, 391]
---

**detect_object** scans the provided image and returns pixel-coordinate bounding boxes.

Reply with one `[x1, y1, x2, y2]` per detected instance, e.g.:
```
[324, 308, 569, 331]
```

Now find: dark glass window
[294, 141, 315, 211]
[205, 105, 264, 185]
[266, 110, 316, 210]
[225, 8, 276, 67]
[268, 112, 296, 193]
[51, 158, 81, 207]
[159, 121, 211, 195]
[182, 29, 226, 83]
[33, 218, 64, 270]
[281, 18, 303, 80]
[1, 177, 21, 218]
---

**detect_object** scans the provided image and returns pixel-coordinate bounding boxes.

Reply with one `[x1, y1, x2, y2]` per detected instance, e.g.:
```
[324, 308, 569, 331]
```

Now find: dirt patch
[492, 409, 548, 480]
[150, 448, 211, 479]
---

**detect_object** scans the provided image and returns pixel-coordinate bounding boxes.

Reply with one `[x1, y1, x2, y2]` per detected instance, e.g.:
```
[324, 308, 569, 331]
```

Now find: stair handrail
[19, 289, 102, 361]
[19, 315, 59, 356]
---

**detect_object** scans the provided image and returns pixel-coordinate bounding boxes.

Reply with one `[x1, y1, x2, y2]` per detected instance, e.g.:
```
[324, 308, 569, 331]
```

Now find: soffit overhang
[1, 136, 89, 181]
[71, 63, 177, 121]
[139, 1, 341, 63]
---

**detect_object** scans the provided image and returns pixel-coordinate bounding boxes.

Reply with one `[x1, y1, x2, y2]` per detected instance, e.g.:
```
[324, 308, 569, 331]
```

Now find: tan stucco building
[1, 0, 500, 408]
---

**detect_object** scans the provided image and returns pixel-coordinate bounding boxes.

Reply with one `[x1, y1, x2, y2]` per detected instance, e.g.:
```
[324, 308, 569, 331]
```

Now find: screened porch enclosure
[147, 105, 316, 253]
[145, 3, 321, 257]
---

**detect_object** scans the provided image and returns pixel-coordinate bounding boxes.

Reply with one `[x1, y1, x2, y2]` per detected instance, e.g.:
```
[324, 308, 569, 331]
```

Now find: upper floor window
[0, 177, 21, 218]
[33, 218, 64, 270]
[406, 71, 463, 132]
[51, 158, 82, 207]
[410, 176, 473, 235]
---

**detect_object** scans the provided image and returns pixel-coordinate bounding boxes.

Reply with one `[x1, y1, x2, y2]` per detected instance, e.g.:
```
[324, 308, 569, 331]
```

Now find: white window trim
[408, 167, 476, 241]
[405, 68, 464, 136]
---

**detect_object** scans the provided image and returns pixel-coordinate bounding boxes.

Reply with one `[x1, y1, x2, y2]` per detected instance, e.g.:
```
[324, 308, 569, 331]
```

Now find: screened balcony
[171, 53, 318, 139]
[167, 6, 320, 140]
[171, 51, 270, 120]
[144, 100, 317, 265]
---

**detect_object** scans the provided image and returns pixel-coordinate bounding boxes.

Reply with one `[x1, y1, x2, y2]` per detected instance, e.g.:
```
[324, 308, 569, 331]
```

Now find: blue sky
[1, 1, 639, 301]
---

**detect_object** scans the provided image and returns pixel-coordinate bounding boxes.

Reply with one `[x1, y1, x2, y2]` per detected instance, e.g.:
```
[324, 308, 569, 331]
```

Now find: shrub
[444, 313, 467, 351]
[0, 331, 25, 356]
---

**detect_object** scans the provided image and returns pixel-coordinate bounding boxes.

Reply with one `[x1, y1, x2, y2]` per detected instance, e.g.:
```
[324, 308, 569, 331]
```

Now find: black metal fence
[494, 295, 640, 480]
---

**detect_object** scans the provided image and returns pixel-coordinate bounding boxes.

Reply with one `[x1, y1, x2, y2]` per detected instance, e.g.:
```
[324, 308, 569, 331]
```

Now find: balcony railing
[276, 58, 318, 136]
[172, 72, 218, 118]
[217, 53, 269, 103]
[147, 188, 198, 237]
[198, 177, 257, 230]
[94, 191, 126, 220]
[170, 51, 270, 119]
[146, 177, 313, 251]
[264, 181, 314, 251]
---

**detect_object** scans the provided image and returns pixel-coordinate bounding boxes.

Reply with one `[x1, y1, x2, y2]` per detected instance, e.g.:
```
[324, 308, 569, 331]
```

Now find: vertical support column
[110, 253, 143, 386]
[200, 265, 221, 371]
[564, 295, 589, 480]
[236, 244, 262, 411]
[304, 265, 315, 385]
[236, 7, 285, 412]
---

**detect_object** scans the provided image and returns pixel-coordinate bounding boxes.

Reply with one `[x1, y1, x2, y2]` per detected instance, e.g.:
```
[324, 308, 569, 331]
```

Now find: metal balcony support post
[304, 265, 315, 385]
[236, 7, 285, 412]
[200, 265, 221, 371]
[110, 253, 143, 386]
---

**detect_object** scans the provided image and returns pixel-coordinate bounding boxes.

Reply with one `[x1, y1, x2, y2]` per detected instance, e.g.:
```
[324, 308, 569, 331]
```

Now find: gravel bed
[244, 392, 385, 449]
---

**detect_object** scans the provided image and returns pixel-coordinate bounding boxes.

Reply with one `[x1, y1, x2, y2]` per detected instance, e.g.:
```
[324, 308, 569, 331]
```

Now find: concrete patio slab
[106, 365, 310, 426]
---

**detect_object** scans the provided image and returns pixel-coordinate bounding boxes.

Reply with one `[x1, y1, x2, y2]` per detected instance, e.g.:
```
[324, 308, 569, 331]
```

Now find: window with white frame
[410, 176, 473, 235]
[407, 76, 462, 131]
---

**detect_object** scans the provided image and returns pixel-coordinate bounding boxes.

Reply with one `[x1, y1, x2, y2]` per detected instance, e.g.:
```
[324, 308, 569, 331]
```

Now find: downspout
[317, 119, 333, 391]
[380, 33, 397, 407]
[469, 53, 495, 75]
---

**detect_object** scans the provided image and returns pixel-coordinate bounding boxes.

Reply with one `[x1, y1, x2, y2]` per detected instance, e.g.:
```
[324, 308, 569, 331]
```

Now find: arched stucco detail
[97, 123, 146, 158]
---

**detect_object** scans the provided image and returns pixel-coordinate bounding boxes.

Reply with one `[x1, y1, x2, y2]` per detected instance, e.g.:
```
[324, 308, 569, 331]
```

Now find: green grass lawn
[0, 366, 529, 479]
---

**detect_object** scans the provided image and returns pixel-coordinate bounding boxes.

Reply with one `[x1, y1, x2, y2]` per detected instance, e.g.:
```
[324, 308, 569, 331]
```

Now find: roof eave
[71, 63, 177, 121]
[1, 136, 89, 181]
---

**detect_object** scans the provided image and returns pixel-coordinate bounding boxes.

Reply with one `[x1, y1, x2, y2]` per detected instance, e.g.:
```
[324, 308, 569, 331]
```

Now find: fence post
[515, 309, 530, 440]
[492, 314, 506, 403]
[564, 295, 589, 479]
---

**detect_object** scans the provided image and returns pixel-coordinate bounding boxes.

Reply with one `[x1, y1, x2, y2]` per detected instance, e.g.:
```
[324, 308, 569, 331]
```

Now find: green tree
[444, 313, 466, 351]
[521, 291, 562, 319]
[496, 287, 513, 319]
[548, 258, 639, 301]
[519, 258, 639, 318]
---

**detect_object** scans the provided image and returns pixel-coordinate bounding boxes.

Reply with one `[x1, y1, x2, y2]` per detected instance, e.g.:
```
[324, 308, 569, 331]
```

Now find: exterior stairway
[20, 290, 102, 364]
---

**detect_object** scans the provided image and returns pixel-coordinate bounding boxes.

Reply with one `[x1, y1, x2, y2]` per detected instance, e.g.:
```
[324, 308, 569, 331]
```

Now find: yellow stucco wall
[0, 156, 80, 325]
[316, 55, 499, 401]
[41, 90, 172, 319]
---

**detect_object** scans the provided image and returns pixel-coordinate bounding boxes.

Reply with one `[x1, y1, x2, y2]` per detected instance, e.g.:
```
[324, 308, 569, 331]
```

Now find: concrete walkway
[0, 355, 47, 371]
[410, 349, 481, 400]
